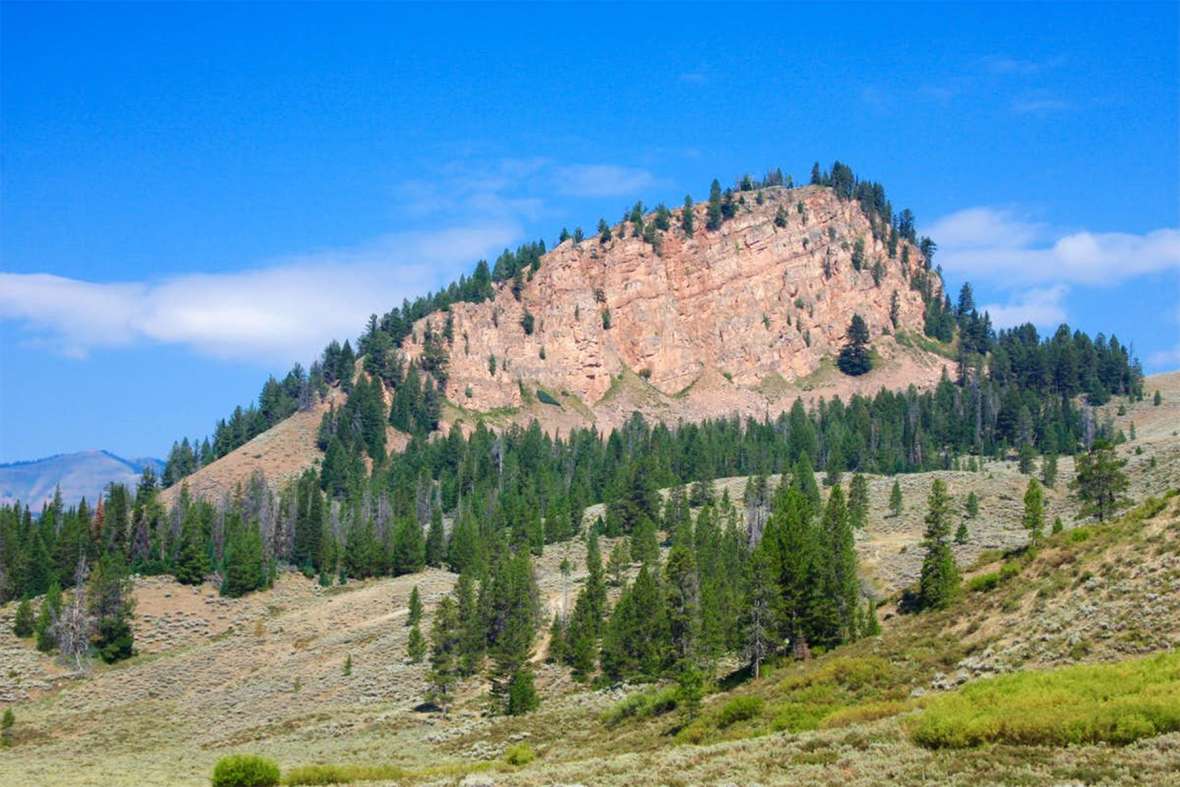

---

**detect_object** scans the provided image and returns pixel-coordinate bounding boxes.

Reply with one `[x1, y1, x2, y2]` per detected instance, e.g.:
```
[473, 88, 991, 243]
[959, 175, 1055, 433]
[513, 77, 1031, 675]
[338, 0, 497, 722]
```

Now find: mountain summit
[401, 184, 942, 433]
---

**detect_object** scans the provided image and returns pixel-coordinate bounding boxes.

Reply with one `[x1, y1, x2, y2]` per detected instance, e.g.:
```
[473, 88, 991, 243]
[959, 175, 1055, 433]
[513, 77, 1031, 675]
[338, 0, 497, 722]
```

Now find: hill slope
[3, 380, 1176, 785]
[0, 451, 163, 509]
[157, 389, 347, 508]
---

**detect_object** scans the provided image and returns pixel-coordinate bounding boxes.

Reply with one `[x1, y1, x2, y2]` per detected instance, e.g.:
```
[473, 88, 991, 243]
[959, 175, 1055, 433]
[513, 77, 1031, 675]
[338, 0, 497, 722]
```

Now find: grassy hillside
[1, 468, 1176, 785]
[0, 373, 1176, 785]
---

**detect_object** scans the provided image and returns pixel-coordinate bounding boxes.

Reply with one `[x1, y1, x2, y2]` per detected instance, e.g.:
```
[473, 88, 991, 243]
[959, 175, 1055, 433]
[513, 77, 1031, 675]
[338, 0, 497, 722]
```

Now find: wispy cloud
[927, 207, 1180, 287]
[981, 285, 1070, 329]
[678, 65, 710, 84]
[3, 152, 665, 363]
[555, 164, 655, 198]
[981, 54, 1066, 76]
[1011, 95, 1072, 115]
[0, 223, 520, 362]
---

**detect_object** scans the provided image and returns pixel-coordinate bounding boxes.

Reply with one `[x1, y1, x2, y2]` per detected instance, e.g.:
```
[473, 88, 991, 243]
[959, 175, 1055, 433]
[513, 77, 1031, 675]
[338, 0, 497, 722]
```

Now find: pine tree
[918, 479, 959, 610]
[546, 612, 565, 664]
[1070, 441, 1130, 522]
[1041, 452, 1059, 488]
[584, 532, 607, 624]
[888, 479, 903, 517]
[392, 516, 425, 575]
[1154, 390, 1162, 406]
[407, 585, 422, 627]
[35, 581, 62, 652]
[954, 519, 969, 545]
[762, 485, 820, 659]
[664, 545, 700, 665]
[681, 196, 694, 237]
[964, 491, 980, 519]
[824, 442, 845, 487]
[1, 708, 12, 748]
[848, 474, 869, 530]
[606, 539, 630, 586]
[630, 516, 660, 566]
[600, 564, 669, 681]
[1018, 443, 1036, 475]
[427, 595, 461, 714]
[221, 517, 265, 598]
[743, 547, 774, 678]
[89, 552, 136, 663]
[12, 597, 33, 638]
[425, 504, 446, 567]
[818, 486, 858, 643]
[677, 662, 705, 718]
[506, 668, 539, 715]
[837, 314, 873, 376]
[864, 599, 881, 636]
[563, 586, 599, 681]
[1023, 478, 1045, 544]
[407, 623, 426, 663]
[792, 454, 821, 516]
[706, 179, 723, 231]
[488, 552, 541, 714]
[174, 506, 210, 585]
[454, 572, 484, 676]
[1052, 516, 1064, 535]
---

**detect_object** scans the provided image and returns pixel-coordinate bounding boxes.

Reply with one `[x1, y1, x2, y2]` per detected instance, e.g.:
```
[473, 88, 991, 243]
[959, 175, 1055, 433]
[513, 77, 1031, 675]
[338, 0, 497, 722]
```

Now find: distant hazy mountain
[0, 450, 164, 510]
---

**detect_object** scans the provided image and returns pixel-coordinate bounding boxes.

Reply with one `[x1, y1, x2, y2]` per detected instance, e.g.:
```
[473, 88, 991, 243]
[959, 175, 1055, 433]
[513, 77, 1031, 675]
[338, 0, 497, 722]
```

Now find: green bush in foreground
[908, 651, 1180, 748]
[211, 754, 280, 787]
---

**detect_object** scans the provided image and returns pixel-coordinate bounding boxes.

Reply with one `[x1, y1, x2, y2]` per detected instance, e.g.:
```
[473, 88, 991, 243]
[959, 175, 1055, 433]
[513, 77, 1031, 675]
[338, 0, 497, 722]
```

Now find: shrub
[820, 699, 909, 729]
[211, 754, 280, 787]
[907, 651, 1180, 748]
[967, 572, 1000, 593]
[601, 685, 680, 726]
[716, 696, 763, 728]
[503, 743, 536, 766]
[12, 598, 33, 638]
[535, 388, 560, 407]
[998, 561, 1021, 582]
[283, 763, 405, 785]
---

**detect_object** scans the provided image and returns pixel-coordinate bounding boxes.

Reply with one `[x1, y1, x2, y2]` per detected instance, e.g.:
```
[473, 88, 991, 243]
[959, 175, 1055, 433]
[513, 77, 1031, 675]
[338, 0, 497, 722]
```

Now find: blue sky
[1, 2, 1177, 462]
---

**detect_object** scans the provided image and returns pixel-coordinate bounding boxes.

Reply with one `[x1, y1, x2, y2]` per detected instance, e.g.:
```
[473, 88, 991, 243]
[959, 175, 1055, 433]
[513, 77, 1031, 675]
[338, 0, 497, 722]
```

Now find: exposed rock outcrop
[403, 184, 944, 430]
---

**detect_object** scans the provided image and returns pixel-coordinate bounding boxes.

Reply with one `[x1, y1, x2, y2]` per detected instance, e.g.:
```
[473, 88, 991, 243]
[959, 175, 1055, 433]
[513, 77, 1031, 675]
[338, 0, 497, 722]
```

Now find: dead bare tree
[51, 558, 94, 673]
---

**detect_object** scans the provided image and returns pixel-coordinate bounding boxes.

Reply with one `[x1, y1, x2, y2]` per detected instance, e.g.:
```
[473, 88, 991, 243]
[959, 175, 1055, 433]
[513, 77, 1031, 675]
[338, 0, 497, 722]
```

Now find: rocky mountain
[163, 183, 950, 503]
[0, 450, 163, 510]
[403, 184, 943, 434]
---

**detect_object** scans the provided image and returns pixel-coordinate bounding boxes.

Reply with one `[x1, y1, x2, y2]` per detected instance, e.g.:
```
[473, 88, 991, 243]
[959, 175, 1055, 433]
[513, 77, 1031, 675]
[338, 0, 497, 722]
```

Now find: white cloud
[555, 164, 655, 198]
[927, 207, 1180, 286]
[981, 285, 1069, 329]
[0, 223, 520, 362]
[927, 207, 1046, 250]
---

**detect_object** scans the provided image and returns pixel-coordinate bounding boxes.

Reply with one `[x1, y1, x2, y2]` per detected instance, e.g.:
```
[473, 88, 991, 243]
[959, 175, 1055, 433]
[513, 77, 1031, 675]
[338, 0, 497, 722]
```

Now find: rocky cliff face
[402, 185, 942, 427]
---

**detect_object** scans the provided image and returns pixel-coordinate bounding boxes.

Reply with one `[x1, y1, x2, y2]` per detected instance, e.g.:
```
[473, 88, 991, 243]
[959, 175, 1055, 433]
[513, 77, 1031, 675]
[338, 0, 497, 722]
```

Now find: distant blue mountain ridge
[0, 450, 164, 510]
